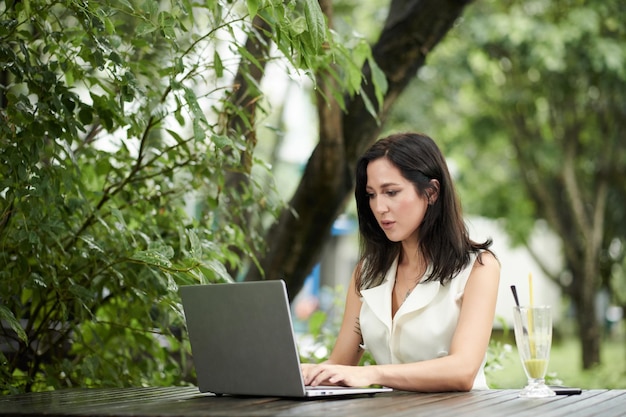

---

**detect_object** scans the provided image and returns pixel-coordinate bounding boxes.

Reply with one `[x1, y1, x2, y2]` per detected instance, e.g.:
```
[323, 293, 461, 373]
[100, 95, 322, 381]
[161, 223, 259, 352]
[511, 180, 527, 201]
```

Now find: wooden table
[1, 386, 626, 417]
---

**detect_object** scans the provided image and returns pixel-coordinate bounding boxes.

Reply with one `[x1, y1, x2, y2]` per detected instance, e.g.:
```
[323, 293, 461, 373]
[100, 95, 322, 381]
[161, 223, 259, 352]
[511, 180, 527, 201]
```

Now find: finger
[302, 367, 313, 385]
[304, 365, 325, 386]
[328, 375, 342, 385]
[310, 368, 332, 387]
[301, 364, 320, 385]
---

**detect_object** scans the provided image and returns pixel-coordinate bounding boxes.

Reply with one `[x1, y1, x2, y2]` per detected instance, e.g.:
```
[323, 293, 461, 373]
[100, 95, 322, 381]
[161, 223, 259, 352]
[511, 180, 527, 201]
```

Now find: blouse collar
[361, 257, 440, 330]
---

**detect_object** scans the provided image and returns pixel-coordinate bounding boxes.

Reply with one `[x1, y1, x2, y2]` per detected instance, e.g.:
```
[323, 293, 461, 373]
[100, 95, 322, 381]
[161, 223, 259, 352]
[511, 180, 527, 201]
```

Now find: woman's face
[365, 158, 429, 243]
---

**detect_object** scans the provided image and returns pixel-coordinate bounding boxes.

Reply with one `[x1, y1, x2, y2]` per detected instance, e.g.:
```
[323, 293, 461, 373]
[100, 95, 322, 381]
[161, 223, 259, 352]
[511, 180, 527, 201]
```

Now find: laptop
[179, 280, 392, 398]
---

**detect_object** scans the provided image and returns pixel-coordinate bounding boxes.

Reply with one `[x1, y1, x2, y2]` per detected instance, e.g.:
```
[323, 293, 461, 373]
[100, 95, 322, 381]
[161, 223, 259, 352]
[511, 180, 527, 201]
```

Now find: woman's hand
[301, 363, 377, 388]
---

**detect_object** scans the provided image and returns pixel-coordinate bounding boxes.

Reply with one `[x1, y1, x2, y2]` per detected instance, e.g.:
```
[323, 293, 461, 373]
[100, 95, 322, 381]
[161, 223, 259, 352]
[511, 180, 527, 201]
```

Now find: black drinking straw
[510, 285, 520, 307]
[511, 285, 528, 335]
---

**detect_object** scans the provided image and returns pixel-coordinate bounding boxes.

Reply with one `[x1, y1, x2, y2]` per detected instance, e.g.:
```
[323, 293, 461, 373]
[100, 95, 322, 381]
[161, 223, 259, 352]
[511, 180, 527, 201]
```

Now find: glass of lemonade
[512, 306, 556, 398]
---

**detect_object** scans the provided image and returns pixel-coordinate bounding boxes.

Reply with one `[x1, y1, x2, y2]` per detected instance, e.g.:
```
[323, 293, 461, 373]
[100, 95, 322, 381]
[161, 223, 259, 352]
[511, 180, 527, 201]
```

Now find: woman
[302, 132, 500, 392]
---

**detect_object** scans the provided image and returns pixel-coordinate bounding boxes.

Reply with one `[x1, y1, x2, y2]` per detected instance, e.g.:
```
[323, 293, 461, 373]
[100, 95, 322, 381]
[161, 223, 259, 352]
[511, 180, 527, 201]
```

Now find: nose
[372, 195, 388, 214]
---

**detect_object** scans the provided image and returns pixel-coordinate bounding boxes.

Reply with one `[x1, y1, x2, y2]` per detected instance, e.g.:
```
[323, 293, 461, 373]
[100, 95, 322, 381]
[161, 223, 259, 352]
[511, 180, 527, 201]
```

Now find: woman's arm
[303, 252, 500, 391]
[300, 267, 364, 381]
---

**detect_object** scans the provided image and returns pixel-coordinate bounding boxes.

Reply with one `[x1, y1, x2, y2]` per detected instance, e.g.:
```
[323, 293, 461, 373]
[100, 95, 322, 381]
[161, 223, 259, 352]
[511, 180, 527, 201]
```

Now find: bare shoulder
[465, 251, 500, 300]
[476, 250, 500, 267]
[471, 250, 501, 277]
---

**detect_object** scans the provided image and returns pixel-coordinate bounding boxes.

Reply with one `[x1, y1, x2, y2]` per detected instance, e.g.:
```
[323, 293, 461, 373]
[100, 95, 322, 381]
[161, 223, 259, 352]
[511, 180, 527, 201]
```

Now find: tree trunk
[222, 14, 273, 279]
[246, 0, 475, 298]
[510, 114, 607, 368]
[571, 262, 601, 368]
[563, 142, 608, 368]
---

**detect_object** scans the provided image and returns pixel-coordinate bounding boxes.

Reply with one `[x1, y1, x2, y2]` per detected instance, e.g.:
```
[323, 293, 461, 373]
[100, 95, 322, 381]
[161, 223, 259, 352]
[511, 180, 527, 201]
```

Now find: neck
[399, 241, 426, 272]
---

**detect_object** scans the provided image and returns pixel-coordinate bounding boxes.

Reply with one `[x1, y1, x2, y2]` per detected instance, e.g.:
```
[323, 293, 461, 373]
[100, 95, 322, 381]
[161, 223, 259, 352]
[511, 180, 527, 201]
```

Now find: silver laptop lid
[180, 280, 307, 397]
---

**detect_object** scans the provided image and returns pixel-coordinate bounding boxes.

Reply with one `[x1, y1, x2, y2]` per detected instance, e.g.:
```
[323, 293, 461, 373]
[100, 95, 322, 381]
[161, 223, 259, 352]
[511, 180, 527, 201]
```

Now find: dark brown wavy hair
[354, 132, 494, 291]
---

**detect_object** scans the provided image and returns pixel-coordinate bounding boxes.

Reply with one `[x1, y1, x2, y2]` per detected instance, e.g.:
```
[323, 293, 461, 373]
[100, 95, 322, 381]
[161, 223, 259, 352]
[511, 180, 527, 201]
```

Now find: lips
[380, 220, 395, 230]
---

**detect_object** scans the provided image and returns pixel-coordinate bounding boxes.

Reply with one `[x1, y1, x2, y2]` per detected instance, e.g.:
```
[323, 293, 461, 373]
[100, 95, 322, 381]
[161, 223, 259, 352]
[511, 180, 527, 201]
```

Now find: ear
[427, 179, 440, 205]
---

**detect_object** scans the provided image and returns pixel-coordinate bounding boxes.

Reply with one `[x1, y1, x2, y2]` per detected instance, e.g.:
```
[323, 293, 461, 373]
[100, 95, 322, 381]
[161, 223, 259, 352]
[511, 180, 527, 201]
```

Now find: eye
[366, 192, 375, 199]
[385, 190, 399, 197]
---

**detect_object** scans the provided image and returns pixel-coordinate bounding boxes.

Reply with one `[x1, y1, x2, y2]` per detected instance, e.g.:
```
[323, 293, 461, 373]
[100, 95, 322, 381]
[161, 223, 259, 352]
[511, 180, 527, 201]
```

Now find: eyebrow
[366, 182, 401, 190]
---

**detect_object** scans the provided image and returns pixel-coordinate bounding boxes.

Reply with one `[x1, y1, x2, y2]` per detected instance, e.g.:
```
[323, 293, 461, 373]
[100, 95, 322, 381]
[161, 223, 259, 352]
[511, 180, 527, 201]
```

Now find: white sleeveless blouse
[359, 252, 489, 390]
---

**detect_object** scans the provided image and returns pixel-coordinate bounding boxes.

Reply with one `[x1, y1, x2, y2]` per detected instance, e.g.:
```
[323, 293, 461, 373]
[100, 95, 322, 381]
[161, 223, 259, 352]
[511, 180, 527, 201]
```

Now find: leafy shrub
[0, 0, 316, 393]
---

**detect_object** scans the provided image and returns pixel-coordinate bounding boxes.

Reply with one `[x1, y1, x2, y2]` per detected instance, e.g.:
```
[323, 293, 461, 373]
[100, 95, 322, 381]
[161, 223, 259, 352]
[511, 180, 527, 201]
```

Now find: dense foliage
[0, 0, 379, 393]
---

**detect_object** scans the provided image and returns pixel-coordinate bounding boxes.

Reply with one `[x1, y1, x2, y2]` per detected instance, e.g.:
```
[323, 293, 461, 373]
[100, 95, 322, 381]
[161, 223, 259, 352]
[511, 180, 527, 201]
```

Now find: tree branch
[248, 0, 475, 297]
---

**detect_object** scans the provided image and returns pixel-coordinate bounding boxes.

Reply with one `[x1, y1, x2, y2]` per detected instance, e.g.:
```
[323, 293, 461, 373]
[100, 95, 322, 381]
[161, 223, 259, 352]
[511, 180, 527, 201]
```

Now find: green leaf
[0, 305, 27, 343]
[368, 56, 388, 109]
[69, 284, 95, 304]
[211, 134, 233, 149]
[159, 12, 177, 39]
[246, 0, 260, 19]
[103, 16, 115, 35]
[142, 0, 159, 16]
[187, 229, 201, 258]
[303, 0, 325, 51]
[290, 16, 307, 35]
[131, 245, 174, 268]
[64, 69, 74, 86]
[78, 106, 93, 125]
[237, 44, 264, 72]
[136, 22, 156, 36]
[183, 87, 207, 141]
[202, 259, 234, 283]
[78, 235, 105, 253]
[213, 50, 224, 78]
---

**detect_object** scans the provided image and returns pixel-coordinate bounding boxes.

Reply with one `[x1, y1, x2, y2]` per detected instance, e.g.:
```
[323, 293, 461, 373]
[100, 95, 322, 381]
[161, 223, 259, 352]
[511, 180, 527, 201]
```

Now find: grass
[487, 333, 626, 389]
